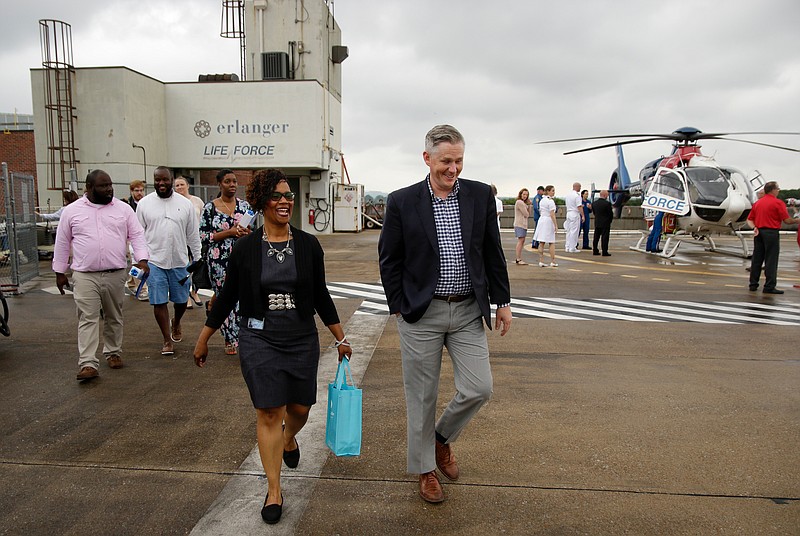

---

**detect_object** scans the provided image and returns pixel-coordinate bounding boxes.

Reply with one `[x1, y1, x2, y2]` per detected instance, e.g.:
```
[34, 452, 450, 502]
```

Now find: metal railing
[1, 163, 40, 293]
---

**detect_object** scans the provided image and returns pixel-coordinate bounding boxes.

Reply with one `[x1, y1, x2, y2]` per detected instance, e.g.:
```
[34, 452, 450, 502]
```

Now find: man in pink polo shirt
[53, 170, 150, 381]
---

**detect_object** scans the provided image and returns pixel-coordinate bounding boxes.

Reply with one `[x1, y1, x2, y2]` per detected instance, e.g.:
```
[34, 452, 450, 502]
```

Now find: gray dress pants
[396, 297, 493, 474]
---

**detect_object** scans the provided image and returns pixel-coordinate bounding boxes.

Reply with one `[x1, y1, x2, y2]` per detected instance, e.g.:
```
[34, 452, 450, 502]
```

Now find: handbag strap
[335, 358, 354, 389]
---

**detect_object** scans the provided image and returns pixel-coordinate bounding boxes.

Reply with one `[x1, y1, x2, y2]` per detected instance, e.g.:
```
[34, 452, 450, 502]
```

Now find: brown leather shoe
[76, 366, 98, 381]
[418, 471, 444, 503]
[435, 440, 459, 481]
[107, 355, 123, 369]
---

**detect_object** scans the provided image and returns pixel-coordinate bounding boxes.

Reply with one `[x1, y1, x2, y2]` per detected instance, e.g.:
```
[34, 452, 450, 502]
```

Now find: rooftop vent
[262, 52, 289, 80]
[197, 73, 240, 82]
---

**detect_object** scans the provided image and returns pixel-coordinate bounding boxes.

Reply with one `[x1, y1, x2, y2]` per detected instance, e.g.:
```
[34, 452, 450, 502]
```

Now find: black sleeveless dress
[237, 239, 320, 408]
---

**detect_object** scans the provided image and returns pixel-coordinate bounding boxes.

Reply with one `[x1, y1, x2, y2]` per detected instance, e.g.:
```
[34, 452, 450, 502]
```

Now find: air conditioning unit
[262, 52, 289, 80]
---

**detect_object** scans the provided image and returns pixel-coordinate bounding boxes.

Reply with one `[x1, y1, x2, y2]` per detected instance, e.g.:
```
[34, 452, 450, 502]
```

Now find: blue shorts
[514, 226, 528, 239]
[147, 265, 190, 305]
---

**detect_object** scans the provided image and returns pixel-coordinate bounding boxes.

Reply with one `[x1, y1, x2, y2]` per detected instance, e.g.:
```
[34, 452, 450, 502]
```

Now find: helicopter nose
[724, 193, 748, 225]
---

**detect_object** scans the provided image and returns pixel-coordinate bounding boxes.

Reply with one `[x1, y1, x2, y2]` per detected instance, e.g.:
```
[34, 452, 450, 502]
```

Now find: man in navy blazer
[378, 125, 512, 504]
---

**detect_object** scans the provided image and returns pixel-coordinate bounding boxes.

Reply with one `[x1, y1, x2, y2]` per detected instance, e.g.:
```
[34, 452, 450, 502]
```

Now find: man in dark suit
[378, 125, 512, 504]
[592, 189, 614, 256]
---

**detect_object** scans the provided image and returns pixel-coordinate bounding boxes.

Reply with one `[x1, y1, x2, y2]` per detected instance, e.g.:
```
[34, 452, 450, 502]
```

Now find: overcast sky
[2, 0, 798, 197]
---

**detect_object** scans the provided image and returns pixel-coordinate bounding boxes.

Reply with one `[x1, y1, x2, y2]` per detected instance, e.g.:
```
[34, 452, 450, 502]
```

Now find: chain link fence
[1, 163, 40, 294]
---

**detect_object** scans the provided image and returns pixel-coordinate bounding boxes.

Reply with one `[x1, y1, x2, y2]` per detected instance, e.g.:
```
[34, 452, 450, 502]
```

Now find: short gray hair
[425, 124, 465, 154]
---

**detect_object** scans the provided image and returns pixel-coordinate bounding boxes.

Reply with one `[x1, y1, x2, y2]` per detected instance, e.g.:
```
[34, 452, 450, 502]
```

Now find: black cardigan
[205, 225, 340, 330]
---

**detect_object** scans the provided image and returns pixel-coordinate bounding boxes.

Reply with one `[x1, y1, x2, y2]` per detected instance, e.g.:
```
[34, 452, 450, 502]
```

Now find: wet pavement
[0, 230, 798, 535]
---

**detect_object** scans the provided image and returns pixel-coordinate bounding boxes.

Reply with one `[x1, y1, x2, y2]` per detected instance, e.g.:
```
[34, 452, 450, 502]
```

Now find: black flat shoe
[261, 492, 283, 524]
[283, 437, 300, 468]
[192, 296, 203, 307]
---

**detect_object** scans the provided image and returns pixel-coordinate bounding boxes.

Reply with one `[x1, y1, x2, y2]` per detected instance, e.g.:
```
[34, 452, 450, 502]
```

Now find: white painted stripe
[327, 284, 387, 301]
[526, 297, 669, 322]
[189, 314, 389, 535]
[594, 299, 740, 324]
[41, 286, 73, 296]
[722, 301, 800, 314]
[512, 297, 665, 322]
[326, 281, 384, 292]
[662, 300, 800, 323]
[357, 300, 390, 312]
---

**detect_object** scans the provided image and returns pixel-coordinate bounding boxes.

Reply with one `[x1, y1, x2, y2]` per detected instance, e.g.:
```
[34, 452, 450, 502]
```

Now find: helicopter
[538, 127, 800, 258]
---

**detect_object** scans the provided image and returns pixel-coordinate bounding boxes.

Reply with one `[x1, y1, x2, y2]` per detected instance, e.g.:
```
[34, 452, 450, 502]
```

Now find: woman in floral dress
[199, 169, 252, 354]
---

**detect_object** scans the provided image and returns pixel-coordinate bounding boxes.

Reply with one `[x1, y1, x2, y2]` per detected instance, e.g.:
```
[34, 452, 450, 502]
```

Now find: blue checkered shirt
[429, 178, 473, 297]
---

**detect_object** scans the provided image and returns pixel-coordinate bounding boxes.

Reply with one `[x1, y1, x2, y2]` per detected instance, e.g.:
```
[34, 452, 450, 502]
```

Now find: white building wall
[31, 66, 167, 204]
[30, 0, 345, 235]
[165, 80, 328, 169]
[245, 0, 343, 99]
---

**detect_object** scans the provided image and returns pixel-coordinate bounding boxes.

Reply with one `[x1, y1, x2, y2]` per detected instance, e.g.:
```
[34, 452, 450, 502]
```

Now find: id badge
[247, 317, 264, 330]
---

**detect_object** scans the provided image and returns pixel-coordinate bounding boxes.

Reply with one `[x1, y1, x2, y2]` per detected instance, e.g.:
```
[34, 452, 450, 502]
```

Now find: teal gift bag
[325, 358, 362, 456]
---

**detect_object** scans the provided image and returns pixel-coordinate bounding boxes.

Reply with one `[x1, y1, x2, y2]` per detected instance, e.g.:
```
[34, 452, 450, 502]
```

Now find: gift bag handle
[335, 357, 355, 389]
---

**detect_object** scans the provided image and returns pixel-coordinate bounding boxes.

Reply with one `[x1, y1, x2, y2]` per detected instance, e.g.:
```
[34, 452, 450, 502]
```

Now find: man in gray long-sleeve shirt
[136, 166, 202, 356]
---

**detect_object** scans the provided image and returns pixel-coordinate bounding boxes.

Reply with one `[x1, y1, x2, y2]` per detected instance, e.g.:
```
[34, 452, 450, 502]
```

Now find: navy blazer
[378, 177, 511, 327]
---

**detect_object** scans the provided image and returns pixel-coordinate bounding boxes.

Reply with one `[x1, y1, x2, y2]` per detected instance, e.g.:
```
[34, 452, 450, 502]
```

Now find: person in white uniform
[533, 185, 559, 266]
[564, 182, 583, 252]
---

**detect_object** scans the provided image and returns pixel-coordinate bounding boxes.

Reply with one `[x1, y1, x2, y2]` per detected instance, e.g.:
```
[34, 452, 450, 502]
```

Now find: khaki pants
[72, 269, 127, 370]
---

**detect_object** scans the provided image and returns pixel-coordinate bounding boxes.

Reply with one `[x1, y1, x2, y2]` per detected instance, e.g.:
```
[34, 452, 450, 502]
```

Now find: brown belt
[433, 294, 472, 303]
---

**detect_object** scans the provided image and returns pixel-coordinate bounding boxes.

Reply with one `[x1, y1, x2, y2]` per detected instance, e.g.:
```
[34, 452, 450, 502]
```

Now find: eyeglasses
[269, 191, 296, 201]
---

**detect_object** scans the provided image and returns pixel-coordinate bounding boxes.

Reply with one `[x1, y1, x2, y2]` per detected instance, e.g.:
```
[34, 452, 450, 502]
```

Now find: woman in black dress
[193, 169, 351, 525]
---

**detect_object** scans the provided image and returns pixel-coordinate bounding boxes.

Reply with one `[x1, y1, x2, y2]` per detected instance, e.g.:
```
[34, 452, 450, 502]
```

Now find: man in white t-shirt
[564, 182, 583, 253]
[136, 166, 202, 356]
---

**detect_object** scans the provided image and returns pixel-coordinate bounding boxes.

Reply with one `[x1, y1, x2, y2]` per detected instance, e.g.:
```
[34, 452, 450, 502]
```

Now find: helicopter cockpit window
[684, 167, 729, 206]
[651, 170, 685, 200]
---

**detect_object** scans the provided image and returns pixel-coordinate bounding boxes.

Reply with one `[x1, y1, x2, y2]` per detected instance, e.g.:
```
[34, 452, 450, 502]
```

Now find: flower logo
[194, 120, 211, 138]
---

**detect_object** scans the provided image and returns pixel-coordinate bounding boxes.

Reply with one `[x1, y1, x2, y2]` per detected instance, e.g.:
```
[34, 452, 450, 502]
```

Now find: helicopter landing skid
[701, 230, 752, 259]
[629, 232, 681, 258]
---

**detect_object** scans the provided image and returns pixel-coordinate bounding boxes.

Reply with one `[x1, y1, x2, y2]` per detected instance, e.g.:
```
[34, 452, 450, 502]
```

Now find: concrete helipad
[0, 230, 798, 535]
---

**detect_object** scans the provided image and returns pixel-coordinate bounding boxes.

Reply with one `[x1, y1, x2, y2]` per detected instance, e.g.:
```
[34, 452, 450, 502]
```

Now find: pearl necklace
[263, 227, 294, 263]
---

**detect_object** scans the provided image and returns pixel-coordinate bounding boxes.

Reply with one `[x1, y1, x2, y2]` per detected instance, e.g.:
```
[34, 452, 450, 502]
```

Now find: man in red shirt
[746, 182, 799, 294]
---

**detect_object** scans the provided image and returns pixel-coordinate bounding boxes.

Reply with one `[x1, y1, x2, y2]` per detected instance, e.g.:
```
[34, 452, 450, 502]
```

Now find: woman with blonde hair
[513, 188, 532, 264]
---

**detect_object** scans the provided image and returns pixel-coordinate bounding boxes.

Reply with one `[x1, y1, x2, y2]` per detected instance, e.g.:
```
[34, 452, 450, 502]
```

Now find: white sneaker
[550, 262, 559, 267]
[538, 262, 548, 267]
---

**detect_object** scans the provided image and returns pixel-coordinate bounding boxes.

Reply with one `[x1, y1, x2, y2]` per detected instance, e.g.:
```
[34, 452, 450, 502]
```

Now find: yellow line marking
[652, 278, 670, 282]
[724, 284, 741, 288]
[568, 269, 582, 272]
[620, 274, 637, 279]
[592, 271, 609, 275]
[686, 281, 705, 285]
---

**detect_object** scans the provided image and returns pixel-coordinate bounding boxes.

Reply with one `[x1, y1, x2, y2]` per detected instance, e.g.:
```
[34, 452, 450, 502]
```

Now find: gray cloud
[2, 0, 798, 196]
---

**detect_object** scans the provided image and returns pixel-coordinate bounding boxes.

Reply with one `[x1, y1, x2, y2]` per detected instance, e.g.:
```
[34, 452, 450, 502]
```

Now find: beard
[156, 186, 173, 199]
[89, 193, 113, 205]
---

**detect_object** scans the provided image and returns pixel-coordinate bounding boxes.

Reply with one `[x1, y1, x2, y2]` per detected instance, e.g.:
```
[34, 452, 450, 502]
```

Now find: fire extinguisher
[308, 208, 315, 225]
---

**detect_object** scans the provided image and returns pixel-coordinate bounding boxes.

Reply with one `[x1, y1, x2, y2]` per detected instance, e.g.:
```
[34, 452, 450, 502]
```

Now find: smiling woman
[193, 168, 351, 525]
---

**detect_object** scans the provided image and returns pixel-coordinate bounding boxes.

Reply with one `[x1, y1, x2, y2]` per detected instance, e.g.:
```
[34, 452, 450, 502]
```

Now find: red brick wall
[198, 169, 254, 187]
[0, 130, 37, 179]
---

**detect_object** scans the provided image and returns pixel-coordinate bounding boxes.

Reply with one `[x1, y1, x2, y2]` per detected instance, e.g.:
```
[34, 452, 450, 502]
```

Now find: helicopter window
[684, 167, 729, 206]
[652, 170, 685, 199]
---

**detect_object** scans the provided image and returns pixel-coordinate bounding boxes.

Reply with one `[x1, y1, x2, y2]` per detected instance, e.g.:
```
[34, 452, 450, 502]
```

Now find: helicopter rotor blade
[697, 131, 800, 138]
[561, 138, 672, 155]
[536, 134, 674, 145]
[705, 137, 800, 152]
